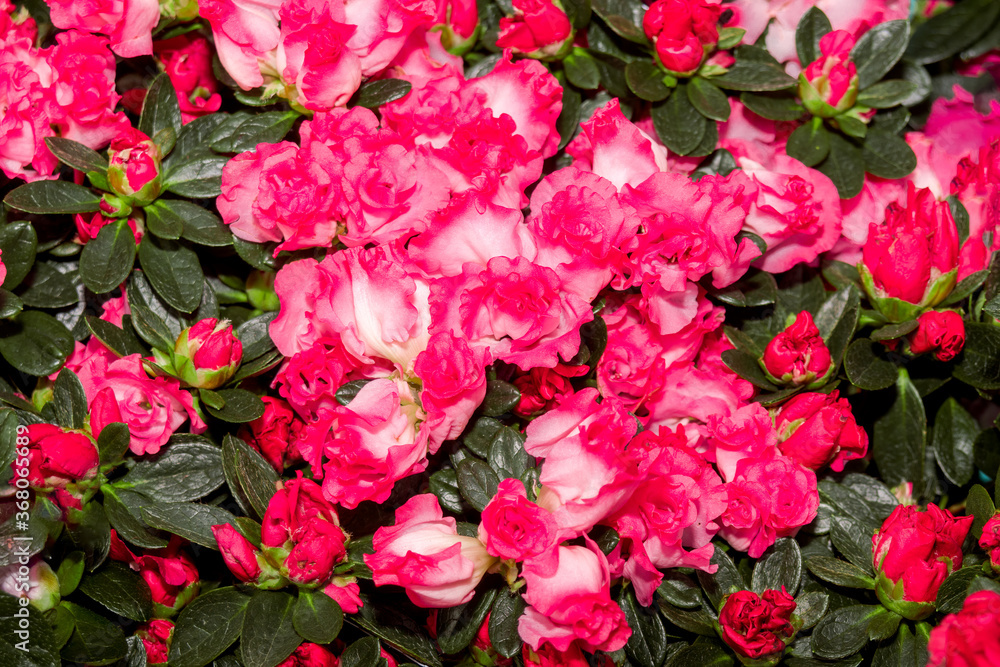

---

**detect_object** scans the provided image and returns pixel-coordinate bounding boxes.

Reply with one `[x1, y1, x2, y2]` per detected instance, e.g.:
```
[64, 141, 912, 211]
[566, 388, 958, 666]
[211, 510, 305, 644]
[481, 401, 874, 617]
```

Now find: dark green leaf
[845, 338, 897, 390]
[53, 368, 87, 429]
[871, 106, 913, 135]
[353, 80, 413, 110]
[153, 126, 176, 156]
[856, 80, 918, 109]
[101, 485, 168, 550]
[4, 180, 101, 214]
[86, 315, 146, 358]
[18, 261, 79, 308]
[119, 439, 225, 502]
[811, 604, 882, 660]
[948, 195, 971, 246]
[126, 273, 178, 350]
[429, 469, 463, 515]
[657, 600, 717, 636]
[751, 538, 802, 596]
[870, 320, 918, 342]
[656, 572, 702, 609]
[836, 114, 868, 140]
[652, 86, 708, 156]
[162, 153, 228, 198]
[967, 484, 995, 540]
[935, 567, 982, 614]
[165, 114, 229, 169]
[44, 137, 108, 172]
[293, 591, 342, 645]
[205, 388, 265, 423]
[464, 417, 502, 458]
[222, 434, 279, 521]
[943, 269, 988, 306]
[804, 555, 876, 589]
[687, 78, 730, 121]
[664, 643, 733, 667]
[489, 589, 525, 659]
[932, 398, 978, 486]
[209, 111, 299, 154]
[818, 133, 865, 199]
[138, 234, 203, 312]
[60, 601, 127, 665]
[236, 311, 277, 361]
[456, 458, 500, 512]
[713, 47, 796, 91]
[740, 92, 805, 121]
[139, 75, 182, 138]
[151, 200, 233, 247]
[850, 20, 909, 89]
[620, 587, 668, 667]
[57, 551, 85, 597]
[819, 480, 882, 530]
[625, 61, 670, 101]
[0, 221, 37, 290]
[796, 7, 832, 65]
[794, 590, 829, 630]
[437, 588, 497, 655]
[169, 587, 251, 667]
[815, 284, 860, 370]
[488, 426, 530, 478]
[872, 368, 926, 489]
[590, 0, 648, 44]
[564, 50, 601, 89]
[863, 130, 917, 180]
[905, 0, 1000, 65]
[830, 515, 876, 574]
[0, 310, 74, 376]
[481, 380, 521, 416]
[80, 220, 137, 294]
[350, 600, 443, 667]
[954, 322, 1000, 390]
[709, 268, 777, 308]
[242, 591, 302, 667]
[340, 637, 381, 667]
[141, 501, 237, 549]
[697, 545, 745, 610]
[144, 201, 183, 240]
[556, 80, 582, 150]
[78, 561, 153, 622]
[720, 348, 778, 391]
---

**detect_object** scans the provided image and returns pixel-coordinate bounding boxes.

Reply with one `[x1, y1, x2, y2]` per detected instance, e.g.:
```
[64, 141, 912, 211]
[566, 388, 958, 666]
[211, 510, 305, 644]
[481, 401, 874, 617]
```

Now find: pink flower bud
[17, 423, 99, 489]
[496, 0, 573, 58]
[798, 31, 859, 117]
[979, 513, 1000, 574]
[138, 619, 174, 665]
[908, 310, 965, 361]
[107, 127, 162, 206]
[872, 504, 972, 620]
[212, 524, 263, 583]
[761, 311, 832, 388]
[773, 390, 868, 472]
[719, 589, 797, 664]
[168, 318, 243, 389]
[643, 0, 722, 75]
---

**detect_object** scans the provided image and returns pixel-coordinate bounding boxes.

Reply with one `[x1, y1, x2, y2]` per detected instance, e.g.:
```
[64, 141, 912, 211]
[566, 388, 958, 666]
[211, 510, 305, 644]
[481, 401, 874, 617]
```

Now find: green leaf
[717, 26, 745, 50]
[709, 268, 777, 308]
[664, 643, 733, 667]
[751, 538, 802, 596]
[163, 154, 228, 198]
[205, 388, 266, 423]
[137, 234, 203, 313]
[480, 380, 521, 417]
[0, 221, 38, 290]
[119, 439, 225, 502]
[169, 587, 251, 667]
[0, 289, 22, 319]
[818, 133, 865, 199]
[86, 315, 146, 358]
[166, 114, 229, 169]
[697, 546, 745, 610]
[811, 604, 883, 660]
[80, 220, 137, 294]
[0, 310, 74, 376]
[139, 74, 182, 139]
[57, 551, 86, 597]
[53, 368, 87, 429]
[67, 501, 112, 570]
[556, 79, 582, 150]
[141, 501, 237, 549]
[487, 426, 531, 480]
[720, 348, 778, 391]
[241, 591, 302, 667]
[437, 588, 497, 655]
[713, 47, 797, 92]
[429, 469, 463, 514]
[652, 85, 708, 156]
[935, 567, 982, 614]
[4, 180, 101, 214]
[657, 600, 717, 636]
[222, 434, 278, 520]
[815, 284, 860, 370]
[837, 114, 868, 140]
[101, 485, 168, 550]
[44, 137, 109, 173]
[872, 368, 926, 490]
[236, 311, 278, 361]
[794, 590, 829, 630]
[350, 600, 443, 667]
[795, 7, 832, 65]
[293, 591, 342, 645]
[60, 601, 127, 665]
[78, 561, 153, 622]
[932, 398, 978, 487]
[872, 621, 929, 667]
[845, 338, 897, 390]
[856, 80, 919, 109]
[905, 0, 1000, 65]
[830, 515, 876, 574]
[954, 322, 1000, 390]
[456, 458, 500, 512]
[804, 555, 876, 589]
[209, 111, 299, 154]
[590, 0, 648, 44]
[464, 416, 502, 458]
[740, 92, 805, 121]
[625, 61, 670, 101]
[144, 201, 183, 240]
[687, 78, 730, 121]
[125, 273, 178, 351]
[850, 20, 909, 89]
[870, 319, 918, 342]
[656, 572, 701, 609]
[819, 479, 882, 530]
[967, 484, 995, 540]
[17, 261, 79, 308]
[620, 587, 668, 667]
[340, 637, 381, 667]
[564, 49, 601, 90]
[489, 589, 525, 659]
[149, 200, 232, 247]
[353, 79, 413, 110]
[862, 130, 917, 179]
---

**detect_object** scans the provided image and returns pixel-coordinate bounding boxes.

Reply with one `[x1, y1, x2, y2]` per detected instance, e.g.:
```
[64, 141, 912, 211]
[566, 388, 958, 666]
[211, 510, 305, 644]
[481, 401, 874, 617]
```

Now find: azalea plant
[4, 0, 1000, 666]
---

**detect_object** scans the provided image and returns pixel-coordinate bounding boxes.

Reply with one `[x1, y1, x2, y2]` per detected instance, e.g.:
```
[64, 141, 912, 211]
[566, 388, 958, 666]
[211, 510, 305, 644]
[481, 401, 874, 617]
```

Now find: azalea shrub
[5, 0, 1000, 666]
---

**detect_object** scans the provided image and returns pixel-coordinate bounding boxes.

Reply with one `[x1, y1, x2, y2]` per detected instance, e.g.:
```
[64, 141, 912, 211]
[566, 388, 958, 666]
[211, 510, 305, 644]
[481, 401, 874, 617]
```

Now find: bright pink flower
[643, 0, 722, 74]
[169, 318, 243, 389]
[872, 503, 972, 619]
[719, 589, 796, 661]
[519, 539, 631, 653]
[514, 363, 587, 417]
[908, 310, 966, 362]
[928, 591, 1000, 667]
[762, 311, 832, 387]
[413, 330, 488, 451]
[212, 524, 262, 583]
[75, 213, 141, 245]
[110, 532, 200, 611]
[773, 391, 868, 472]
[566, 99, 667, 190]
[496, 0, 572, 56]
[46, 0, 159, 58]
[979, 514, 1000, 573]
[366, 494, 496, 608]
[138, 619, 174, 665]
[89, 354, 206, 456]
[799, 30, 858, 115]
[107, 127, 162, 205]
[18, 423, 99, 488]
[277, 643, 339, 667]
[951, 137, 1000, 261]
[198, 0, 281, 90]
[478, 478, 558, 563]
[238, 397, 304, 472]
[708, 402, 779, 482]
[154, 35, 222, 122]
